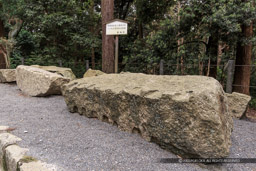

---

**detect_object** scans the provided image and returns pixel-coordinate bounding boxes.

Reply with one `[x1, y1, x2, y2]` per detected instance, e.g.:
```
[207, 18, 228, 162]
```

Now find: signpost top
[106, 19, 128, 36]
[105, 19, 129, 25]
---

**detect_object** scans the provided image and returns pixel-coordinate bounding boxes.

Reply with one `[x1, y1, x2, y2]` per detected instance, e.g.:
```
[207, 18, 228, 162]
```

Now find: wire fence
[1, 58, 256, 92]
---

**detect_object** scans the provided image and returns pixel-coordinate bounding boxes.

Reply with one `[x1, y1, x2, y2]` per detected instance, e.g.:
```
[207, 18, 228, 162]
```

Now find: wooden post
[58, 59, 62, 67]
[21, 57, 24, 65]
[115, 36, 119, 73]
[86, 60, 90, 71]
[226, 60, 235, 93]
[160, 59, 164, 75]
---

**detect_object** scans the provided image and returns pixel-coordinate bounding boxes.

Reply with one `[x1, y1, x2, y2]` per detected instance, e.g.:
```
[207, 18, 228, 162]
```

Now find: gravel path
[0, 83, 255, 171]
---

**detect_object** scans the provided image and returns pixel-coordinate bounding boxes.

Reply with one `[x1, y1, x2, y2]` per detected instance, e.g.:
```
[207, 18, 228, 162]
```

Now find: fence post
[226, 60, 235, 93]
[160, 59, 164, 75]
[21, 57, 24, 65]
[58, 60, 63, 67]
[85, 60, 90, 71]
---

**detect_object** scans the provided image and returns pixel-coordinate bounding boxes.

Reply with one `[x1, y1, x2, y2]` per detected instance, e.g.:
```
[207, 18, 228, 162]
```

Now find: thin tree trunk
[0, 19, 6, 69]
[0, 19, 5, 37]
[233, 23, 253, 95]
[180, 37, 184, 74]
[199, 61, 204, 75]
[138, 20, 143, 39]
[207, 58, 211, 76]
[207, 35, 218, 78]
[91, 47, 95, 69]
[89, 1, 96, 70]
[0, 47, 6, 69]
[101, 0, 115, 73]
[177, 2, 184, 74]
[0, 18, 23, 69]
[198, 37, 208, 75]
[217, 42, 223, 68]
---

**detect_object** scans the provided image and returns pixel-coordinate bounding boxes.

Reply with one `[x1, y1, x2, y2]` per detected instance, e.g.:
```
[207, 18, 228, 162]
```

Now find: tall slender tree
[0, 19, 5, 69]
[233, 23, 253, 95]
[101, 0, 115, 73]
[233, 0, 254, 95]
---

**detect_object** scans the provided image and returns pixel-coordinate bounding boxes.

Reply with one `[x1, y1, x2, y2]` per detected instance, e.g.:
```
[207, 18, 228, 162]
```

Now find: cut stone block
[226, 92, 251, 118]
[31, 65, 76, 80]
[5, 145, 28, 171]
[0, 133, 22, 170]
[83, 69, 105, 78]
[20, 161, 52, 171]
[16, 65, 70, 96]
[0, 69, 16, 83]
[62, 73, 233, 158]
[0, 133, 22, 157]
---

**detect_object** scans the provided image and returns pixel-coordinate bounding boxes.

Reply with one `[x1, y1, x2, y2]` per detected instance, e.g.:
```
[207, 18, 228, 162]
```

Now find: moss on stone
[20, 156, 38, 163]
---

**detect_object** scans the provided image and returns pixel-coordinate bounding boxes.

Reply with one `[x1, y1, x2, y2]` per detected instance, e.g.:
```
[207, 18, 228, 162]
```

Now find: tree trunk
[0, 18, 23, 69]
[0, 19, 5, 37]
[177, 2, 184, 75]
[217, 42, 223, 68]
[101, 0, 115, 73]
[233, 23, 253, 95]
[0, 48, 6, 69]
[91, 47, 95, 69]
[138, 20, 143, 39]
[199, 61, 204, 75]
[0, 19, 6, 69]
[89, 1, 96, 70]
[198, 37, 207, 75]
[206, 35, 218, 78]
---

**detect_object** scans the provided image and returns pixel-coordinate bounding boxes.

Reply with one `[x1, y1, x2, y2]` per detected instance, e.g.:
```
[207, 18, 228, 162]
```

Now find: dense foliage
[2, 0, 102, 76]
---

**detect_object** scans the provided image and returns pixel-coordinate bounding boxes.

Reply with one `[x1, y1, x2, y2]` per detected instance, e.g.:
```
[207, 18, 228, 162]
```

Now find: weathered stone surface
[0, 133, 22, 170]
[62, 73, 233, 158]
[16, 65, 71, 96]
[83, 69, 105, 78]
[5, 145, 28, 171]
[0, 126, 9, 134]
[226, 92, 251, 118]
[20, 161, 52, 171]
[32, 65, 76, 80]
[0, 133, 22, 155]
[0, 69, 16, 83]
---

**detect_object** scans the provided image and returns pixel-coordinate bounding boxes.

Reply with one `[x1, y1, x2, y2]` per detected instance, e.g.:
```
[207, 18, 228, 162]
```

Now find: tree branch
[171, 40, 208, 49]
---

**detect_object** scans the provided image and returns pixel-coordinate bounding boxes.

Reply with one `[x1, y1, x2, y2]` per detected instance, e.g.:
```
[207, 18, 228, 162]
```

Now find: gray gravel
[0, 83, 255, 171]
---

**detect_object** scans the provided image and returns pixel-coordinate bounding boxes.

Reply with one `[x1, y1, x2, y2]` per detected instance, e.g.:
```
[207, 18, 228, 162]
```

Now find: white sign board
[106, 21, 128, 35]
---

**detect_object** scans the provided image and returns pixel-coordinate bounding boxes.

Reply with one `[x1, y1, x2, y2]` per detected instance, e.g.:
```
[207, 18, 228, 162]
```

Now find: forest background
[0, 0, 256, 109]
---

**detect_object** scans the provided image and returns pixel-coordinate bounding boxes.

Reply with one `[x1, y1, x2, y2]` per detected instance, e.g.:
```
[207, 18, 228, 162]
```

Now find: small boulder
[31, 65, 76, 80]
[0, 69, 16, 83]
[19, 161, 52, 171]
[226, 92, 251, 118]
[0, 133, 22, 168]
[16, 65, 70, 96]
[246, 108, 256, 122]
[5, 145, 28, 171]
[83, 69, 105, 78]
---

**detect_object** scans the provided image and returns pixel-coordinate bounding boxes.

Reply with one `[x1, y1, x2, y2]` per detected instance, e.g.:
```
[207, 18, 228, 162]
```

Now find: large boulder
[31, 65, 76, 80]
[62, 73, 233, 158]
[0, 69, 16, 83]
[83, 69, 105, 78]
[16, 65, 70, 96]
[226, 92, 251, 118]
